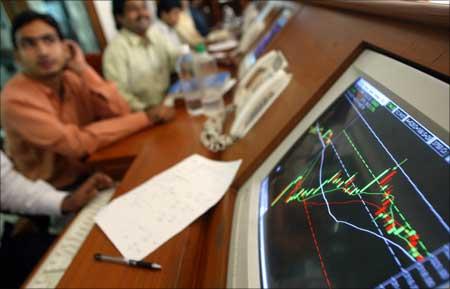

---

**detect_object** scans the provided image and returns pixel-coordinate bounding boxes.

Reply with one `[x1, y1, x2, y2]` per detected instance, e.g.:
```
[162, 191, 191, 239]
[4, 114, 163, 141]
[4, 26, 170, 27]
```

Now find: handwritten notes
[95, 154, 241, 260]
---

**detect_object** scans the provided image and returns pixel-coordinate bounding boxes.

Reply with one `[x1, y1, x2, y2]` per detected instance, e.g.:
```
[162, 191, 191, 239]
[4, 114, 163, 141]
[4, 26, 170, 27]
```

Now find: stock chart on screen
[259, 78, 449, 288]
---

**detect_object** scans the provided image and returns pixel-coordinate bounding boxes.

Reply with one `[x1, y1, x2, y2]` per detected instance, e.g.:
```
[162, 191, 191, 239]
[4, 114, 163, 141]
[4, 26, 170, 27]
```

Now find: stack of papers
[95, 155, 241, 260]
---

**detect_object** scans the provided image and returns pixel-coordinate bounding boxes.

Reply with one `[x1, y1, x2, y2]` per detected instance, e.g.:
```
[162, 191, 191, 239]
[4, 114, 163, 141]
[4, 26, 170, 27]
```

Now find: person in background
[176, 0, 205, 47]
[1, 10, 174, 189]
[0, 150, 113, 288]
[153, 0, 184, 49]
[104, 0, 180, 112]
[189, 0, 211, 37]
[154, 0, 206, 49]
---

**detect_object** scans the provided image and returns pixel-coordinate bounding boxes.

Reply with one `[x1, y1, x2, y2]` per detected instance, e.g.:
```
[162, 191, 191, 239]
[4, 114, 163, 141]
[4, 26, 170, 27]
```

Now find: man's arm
[3, 96, 152, 158]
[65, 40, 134, 117]
[1, 151, 67, 215]
[175, 11, 205, 48]
[60, 173, 113, 214]
[1, 152, 113, 215]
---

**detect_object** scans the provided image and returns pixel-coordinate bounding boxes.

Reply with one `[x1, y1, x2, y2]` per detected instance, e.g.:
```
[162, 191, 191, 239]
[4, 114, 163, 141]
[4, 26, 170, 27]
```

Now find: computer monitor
[227, 49, 449, 288]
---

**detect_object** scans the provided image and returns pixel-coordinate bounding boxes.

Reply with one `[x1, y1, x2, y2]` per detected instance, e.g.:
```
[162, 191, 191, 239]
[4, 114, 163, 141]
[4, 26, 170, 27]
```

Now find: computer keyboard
[25, 188, 115, 288]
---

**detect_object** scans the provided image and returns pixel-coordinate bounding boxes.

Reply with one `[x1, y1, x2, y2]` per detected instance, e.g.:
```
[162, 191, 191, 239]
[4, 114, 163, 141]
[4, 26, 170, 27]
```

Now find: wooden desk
[86, 107, 207, 179]
[84, 1, 288, 179]
[25, 1, 450, 288]
[56, 111, 235, 288]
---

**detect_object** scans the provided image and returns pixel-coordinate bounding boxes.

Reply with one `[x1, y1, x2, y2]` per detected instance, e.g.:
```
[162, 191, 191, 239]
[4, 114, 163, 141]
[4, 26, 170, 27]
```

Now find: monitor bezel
[227, 47, 449, 288]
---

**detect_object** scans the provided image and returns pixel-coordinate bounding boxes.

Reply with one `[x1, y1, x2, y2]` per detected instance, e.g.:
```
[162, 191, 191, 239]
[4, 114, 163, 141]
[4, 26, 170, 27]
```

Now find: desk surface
[29, 10, 283, 286]
[86, 107, 208, 179]
[24, 1, 450, 287]
[56, 113, 230, 288]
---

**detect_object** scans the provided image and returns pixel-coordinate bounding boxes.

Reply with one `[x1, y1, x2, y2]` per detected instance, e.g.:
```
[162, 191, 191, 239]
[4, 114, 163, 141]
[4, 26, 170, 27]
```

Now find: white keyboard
[24, 188, 115, 288]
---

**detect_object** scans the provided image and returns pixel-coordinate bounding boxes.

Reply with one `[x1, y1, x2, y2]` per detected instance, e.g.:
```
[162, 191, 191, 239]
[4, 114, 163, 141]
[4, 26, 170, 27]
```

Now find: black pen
[94, 253, 162, 270]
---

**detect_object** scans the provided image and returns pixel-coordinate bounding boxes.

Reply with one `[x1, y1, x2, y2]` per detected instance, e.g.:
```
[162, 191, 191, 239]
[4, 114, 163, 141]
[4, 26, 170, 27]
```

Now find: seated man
[105, 0, 180, 111]
[0, 150, 113, 288]
[1, 10, 174, 189]
[153, 0, 184, 49]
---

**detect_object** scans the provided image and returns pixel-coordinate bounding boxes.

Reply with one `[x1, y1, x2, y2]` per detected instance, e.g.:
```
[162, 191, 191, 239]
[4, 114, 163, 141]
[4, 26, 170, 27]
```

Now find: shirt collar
[20, 73, 53, 96]
[21, 72, 69, 98]
[120, 28, 152, 46]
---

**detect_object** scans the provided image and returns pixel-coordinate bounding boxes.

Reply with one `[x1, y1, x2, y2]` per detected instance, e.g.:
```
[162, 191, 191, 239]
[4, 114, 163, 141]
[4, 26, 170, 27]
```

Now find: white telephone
[241, 2, 259, 33]
[237, 7, 294, 79]
[230, 50, 291, 138]
[200, 50, 291, 151]
[238, 2, 277, 53]
[237, 18, 266, 53]
[234, 50, 288, 108]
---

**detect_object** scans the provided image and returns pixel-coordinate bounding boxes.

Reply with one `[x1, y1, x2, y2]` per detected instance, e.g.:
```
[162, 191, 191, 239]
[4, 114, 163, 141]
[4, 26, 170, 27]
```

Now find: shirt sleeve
[1, 151, 68, 216]
[103, 45, 147, 112]
[3, 95, 151, 158]
[78, 66, 134, 117]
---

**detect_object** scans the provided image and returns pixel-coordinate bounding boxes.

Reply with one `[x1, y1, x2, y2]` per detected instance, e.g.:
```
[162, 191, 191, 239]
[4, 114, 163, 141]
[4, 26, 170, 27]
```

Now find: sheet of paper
[95, 154, 241, 260]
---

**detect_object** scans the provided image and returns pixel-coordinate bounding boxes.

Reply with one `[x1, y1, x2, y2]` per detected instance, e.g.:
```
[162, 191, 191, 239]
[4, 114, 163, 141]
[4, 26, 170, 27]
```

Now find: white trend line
[328, 137, 406, 270]
[346, 95, 450, 233]
[315, 123, 416, 262]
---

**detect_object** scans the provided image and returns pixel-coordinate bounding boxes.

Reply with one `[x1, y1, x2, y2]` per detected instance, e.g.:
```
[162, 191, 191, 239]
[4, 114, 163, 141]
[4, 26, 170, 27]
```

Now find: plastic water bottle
[194, 44, 224, 117]
[176, 45, 203, 116]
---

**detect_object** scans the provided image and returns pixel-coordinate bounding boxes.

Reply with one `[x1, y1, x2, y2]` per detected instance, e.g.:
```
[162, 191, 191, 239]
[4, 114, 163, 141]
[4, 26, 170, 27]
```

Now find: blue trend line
[346, 95, 450, 233]
[315, 123, 416, 262]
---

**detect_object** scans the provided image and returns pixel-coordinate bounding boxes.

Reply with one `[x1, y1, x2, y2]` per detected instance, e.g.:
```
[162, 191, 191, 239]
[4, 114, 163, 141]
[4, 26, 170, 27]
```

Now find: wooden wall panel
[307, 0, 450, 28]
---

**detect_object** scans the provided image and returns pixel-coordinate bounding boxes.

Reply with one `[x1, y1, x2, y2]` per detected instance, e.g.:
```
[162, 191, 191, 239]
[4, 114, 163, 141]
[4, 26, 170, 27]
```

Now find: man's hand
[145, 104, 176, 125]
[61, 173, 113, 214]
[64, 40, 89, 75]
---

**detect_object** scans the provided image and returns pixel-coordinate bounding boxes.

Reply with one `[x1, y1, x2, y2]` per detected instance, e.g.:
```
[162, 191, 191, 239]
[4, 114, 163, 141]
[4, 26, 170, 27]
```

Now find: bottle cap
[194, 43, 207, 53]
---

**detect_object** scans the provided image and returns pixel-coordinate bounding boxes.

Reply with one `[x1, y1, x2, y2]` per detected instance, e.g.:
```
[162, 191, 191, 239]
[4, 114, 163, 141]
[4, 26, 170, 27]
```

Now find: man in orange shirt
[1, 10, 175, 188]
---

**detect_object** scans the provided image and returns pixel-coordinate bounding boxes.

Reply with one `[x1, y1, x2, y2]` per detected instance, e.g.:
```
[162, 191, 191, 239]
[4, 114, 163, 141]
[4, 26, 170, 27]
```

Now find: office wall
[93, 0, 116, 42]
[93, 0, 157, 43]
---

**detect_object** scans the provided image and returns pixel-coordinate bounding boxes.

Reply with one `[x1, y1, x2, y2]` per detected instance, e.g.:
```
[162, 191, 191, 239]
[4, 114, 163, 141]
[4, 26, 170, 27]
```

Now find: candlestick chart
[259, 78, 449, 289]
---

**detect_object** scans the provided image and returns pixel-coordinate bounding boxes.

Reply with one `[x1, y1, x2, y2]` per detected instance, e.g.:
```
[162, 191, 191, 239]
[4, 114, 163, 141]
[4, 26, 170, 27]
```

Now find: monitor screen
[259, 77, 449, 288]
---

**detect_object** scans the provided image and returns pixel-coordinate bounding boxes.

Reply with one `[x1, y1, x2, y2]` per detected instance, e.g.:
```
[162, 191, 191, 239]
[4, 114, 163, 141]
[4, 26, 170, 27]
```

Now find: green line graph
[270, 127, 430, 261]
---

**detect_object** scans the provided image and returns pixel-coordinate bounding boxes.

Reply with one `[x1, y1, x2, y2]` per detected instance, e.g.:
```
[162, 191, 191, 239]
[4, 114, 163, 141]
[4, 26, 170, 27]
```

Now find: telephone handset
[200, 50, 291, 152]
[237, 18, 266, 53]
[238, 1, 280, 53]
[241, 2, 259, 33]
[234, 50, 288, 108]
[230, 68, 292, 138]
